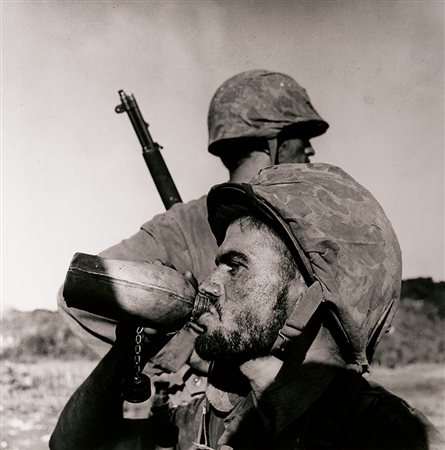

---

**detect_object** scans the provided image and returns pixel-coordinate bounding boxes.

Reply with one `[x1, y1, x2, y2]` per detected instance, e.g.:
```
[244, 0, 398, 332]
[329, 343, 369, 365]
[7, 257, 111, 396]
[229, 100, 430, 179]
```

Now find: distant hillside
[2, 278, 444, 365]
[373, 277, 445, 366]
[1, 308, 98, 361]
[400, 277, 445, 316]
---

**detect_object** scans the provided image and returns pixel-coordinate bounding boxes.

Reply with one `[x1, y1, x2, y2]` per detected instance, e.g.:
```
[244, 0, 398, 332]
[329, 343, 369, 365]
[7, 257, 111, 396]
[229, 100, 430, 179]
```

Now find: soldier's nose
[304, 145, 315, 157]
[198, 280, 221, 301]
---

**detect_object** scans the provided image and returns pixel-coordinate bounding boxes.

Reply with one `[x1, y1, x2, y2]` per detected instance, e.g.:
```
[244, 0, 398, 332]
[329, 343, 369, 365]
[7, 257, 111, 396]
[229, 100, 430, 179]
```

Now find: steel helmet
[207, 163, 402, 372]
[208, 70, 329, 157]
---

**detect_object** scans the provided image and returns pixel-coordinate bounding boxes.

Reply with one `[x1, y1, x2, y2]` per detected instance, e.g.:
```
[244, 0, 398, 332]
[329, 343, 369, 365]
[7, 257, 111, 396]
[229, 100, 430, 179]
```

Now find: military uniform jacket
[172, 371, 444, 450]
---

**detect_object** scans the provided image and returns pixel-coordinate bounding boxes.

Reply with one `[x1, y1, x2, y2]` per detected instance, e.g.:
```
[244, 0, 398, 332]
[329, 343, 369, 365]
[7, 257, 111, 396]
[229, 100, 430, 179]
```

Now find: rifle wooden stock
[63, 253, 197, 331]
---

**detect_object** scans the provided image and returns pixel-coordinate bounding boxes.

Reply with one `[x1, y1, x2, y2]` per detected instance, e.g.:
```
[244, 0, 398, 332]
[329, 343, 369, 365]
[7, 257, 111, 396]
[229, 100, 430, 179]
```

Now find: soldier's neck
[229, 152, 271, 183]
[239, 355, 283, 400]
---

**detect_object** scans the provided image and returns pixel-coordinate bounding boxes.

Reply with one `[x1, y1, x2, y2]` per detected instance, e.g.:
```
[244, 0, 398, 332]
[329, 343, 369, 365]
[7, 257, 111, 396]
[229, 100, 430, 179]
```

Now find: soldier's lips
[189, 321, 206, 334]
[188, 312, 213, 334]
[195, 311, 215, 331]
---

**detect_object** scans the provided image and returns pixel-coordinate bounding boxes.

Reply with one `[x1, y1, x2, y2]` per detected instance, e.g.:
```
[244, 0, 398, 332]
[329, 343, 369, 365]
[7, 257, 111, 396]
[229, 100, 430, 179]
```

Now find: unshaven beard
[195, 286, 289, 364]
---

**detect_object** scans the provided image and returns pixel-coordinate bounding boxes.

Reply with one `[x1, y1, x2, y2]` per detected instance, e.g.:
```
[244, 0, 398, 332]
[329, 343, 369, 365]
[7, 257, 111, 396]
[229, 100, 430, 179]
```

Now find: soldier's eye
[228, 259, 247, 275]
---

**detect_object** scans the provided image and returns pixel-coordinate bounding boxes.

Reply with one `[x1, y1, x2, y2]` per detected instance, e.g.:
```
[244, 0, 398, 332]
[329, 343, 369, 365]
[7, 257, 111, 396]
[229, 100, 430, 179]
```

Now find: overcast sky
[2, 1, 444, 311]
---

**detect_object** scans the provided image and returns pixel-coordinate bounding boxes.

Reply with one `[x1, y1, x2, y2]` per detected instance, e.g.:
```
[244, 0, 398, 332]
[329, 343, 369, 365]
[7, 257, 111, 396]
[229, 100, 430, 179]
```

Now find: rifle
[115, 90, 182, 209]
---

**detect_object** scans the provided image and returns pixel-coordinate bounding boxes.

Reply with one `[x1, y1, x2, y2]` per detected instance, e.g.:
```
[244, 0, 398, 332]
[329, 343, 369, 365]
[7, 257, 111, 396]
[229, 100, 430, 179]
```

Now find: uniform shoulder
[349, 380, 444, 450]
[141, 195, 208, 230]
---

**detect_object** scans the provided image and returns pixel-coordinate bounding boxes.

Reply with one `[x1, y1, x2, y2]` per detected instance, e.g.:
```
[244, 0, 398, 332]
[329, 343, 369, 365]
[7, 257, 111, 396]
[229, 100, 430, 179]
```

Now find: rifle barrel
[116, 90, 182, 210]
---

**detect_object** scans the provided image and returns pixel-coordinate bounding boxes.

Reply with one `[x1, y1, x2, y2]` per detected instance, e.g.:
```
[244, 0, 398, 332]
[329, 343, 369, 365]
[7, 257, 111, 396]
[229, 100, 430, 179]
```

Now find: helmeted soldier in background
[58, 70, 329, 404]
[51, 163, 444, 449]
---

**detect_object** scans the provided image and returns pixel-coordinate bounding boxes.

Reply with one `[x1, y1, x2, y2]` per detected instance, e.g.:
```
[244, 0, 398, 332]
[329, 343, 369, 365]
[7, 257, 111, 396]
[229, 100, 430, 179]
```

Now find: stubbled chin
[194, 333, 216, 361]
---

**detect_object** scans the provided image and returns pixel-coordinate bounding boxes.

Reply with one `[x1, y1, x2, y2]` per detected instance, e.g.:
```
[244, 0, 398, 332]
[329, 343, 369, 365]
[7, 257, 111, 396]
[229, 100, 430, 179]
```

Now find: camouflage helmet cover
[208, 70, 329, 156]
[207, 163, 402, 369]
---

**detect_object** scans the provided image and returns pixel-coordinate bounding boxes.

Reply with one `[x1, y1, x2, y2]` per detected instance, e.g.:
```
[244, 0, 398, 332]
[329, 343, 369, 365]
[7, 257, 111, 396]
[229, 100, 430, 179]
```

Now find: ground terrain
[1, 360, 444, 450]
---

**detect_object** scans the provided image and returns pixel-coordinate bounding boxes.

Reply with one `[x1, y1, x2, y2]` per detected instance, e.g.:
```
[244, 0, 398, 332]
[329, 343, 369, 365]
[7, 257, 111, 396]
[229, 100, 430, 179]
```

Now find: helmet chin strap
[267, 138, 279, 165]
[271, 281, 367, 373]
[271, 282, 324, 361]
